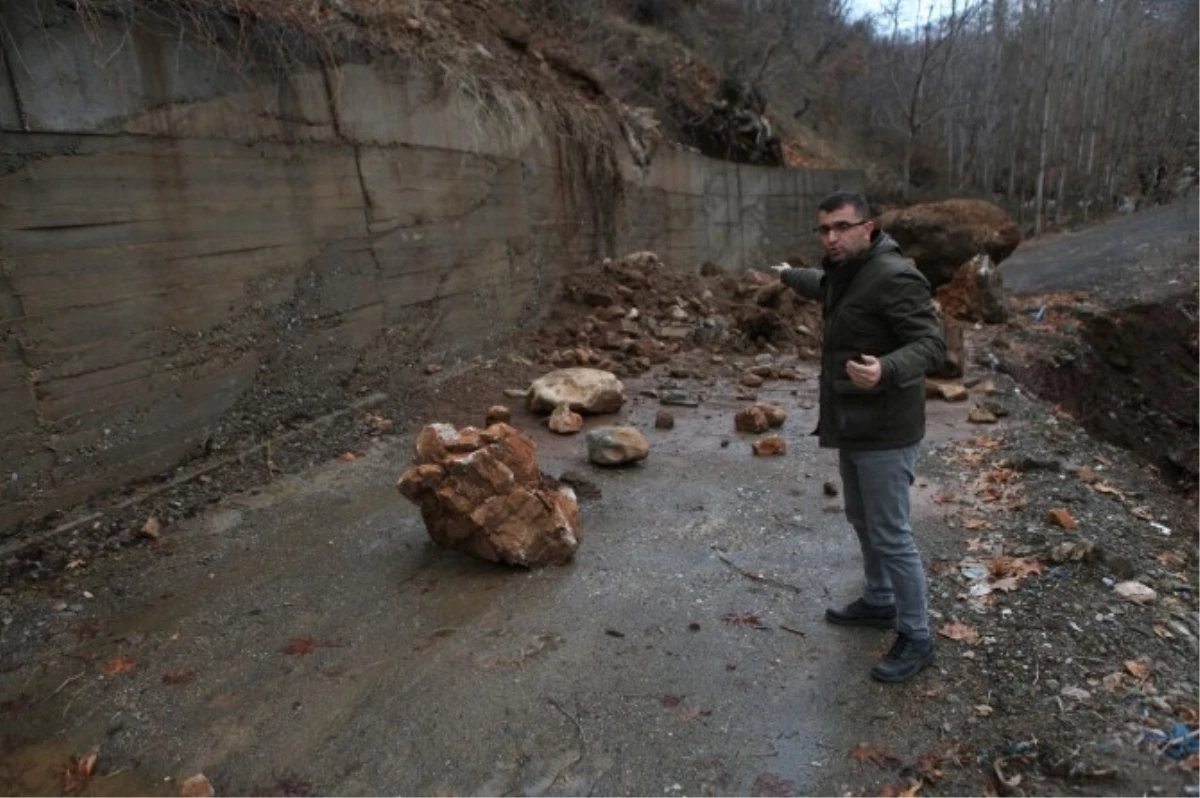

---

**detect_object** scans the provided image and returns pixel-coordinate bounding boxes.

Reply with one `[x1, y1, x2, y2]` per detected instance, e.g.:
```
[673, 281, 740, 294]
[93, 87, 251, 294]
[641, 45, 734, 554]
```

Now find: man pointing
[774, 191, 945, 683]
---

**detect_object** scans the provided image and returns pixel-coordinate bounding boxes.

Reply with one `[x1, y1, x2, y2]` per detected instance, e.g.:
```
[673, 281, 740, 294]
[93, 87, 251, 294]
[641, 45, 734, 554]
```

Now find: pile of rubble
[528, 251, 822, 378]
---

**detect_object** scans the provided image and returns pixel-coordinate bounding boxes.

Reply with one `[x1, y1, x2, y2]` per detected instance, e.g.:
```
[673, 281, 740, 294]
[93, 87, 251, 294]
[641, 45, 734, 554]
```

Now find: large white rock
[528, 368, 626, 415]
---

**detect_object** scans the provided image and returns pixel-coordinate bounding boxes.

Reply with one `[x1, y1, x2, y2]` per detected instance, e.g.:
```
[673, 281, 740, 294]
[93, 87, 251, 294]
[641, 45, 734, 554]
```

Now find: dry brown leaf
[899, 779, 925, 797]
[1130, 506, 1155, 521]
[721, 612, 769, 629]
[162, 669, 195, 685]
[102, 656, 136, 675]
[282, 637, 316, 656]
[61, 747, 100, 793]
[1184, 753, 1199, 771]
[932, 492, 958, 505]
[1178, 706, 1199, 724]
[1124, 658, 1152, 680]
[971, 436, 1003, 448]
[848, 742, 900, 768]
[937, 622, 980, 644]
[1153, 624, 1174, 640]
[180, 773, 215, 798]
[1073, 465, 1099, 484]
[963, 517, 989, 530]
[1046, 508, 1078, 530]
[991, 576, 1020, 592]
[65, 558, 87, 570]
[1101, 672, 1124, 691]
[966, 537, 985, 552]
[1093, 482, 1124, 498]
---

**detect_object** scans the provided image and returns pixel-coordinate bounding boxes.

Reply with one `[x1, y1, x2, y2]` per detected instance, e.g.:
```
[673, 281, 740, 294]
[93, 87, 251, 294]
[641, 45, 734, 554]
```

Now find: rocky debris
[752, 435, 786, 456]
[528, 368, 625, 415]
[396, 423, 581, 566]
[968, 406, 998, 424]
[1046, 507, 1079, 530]
[180, 775, 215, 798]
[735, 406, 770, 434]
[486, 405, 511, 426]
[660, 390, 700, 407]
[936, 253, 1008, 323]
[926, 380, 969, 402]
[655, 410, 675, 430]
[528, 251, 822, 379]
[678, 77, 783, 167]
[548, 403, 583, 434]
[879, 199, 1021, 288]
[1113, 580, 1157, 604]
[586, 426, 649, 466]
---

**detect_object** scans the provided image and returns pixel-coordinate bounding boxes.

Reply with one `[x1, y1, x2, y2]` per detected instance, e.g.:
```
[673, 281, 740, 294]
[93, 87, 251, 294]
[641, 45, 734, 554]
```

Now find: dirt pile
[527, 251, 822, 378]
[978, 289, 1200, 489]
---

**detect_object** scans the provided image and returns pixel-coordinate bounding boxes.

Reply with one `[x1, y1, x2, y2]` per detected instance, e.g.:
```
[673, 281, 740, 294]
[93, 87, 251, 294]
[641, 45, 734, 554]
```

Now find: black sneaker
[870, 633, 934, 683]
[824, 598, 896, 629]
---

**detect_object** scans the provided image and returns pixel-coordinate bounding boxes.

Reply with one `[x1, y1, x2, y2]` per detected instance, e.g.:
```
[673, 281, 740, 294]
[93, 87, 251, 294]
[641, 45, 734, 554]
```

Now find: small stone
[140, 517, 162, 540]
[752, 435, 786, 456]
[740, 372, 765, 388]
[1061, 686, 1091, 701]
[1113, 580, 1156, 604]
[586, 427, 649, 466]
[180, 774, 215, 798]
[757, 404, 787, 427]
[425, 363, 443, 375]
[929, 381, 969, 402]
[548, 403, 583, 434]
[735, 406, 770, 434]
[660, 391, 699, 407]
[655, 410, 675, 430]
[486, 405, 511, 426]
[503, 388, 528, 399]
[968, 407, 998, 424]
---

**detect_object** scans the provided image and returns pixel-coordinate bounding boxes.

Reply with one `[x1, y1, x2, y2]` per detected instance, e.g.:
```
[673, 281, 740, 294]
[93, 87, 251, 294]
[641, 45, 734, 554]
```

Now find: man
[773, 191, 945, 683]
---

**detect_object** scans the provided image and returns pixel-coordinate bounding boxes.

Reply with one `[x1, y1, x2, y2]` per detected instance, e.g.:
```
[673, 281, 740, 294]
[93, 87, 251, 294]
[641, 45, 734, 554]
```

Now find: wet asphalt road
[0, 367, 973, 796]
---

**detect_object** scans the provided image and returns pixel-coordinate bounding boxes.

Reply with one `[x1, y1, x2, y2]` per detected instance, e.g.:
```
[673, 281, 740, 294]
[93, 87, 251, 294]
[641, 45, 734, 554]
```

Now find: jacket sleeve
[878, 270, 946, 387]
[779, 267, 824, 301]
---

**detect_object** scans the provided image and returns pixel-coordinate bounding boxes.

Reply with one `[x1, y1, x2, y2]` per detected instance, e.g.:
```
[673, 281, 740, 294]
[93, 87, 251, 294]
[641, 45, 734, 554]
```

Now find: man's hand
[769, 262, 792, 277]
[846, 354, 882, 389]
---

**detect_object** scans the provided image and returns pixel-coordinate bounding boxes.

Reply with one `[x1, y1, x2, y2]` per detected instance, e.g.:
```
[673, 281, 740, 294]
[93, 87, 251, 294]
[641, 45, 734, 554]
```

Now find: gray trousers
[838, 445, 930, 640]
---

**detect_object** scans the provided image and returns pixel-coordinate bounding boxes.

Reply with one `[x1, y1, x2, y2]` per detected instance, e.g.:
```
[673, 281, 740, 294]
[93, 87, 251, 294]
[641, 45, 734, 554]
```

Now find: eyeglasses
[813, 220, 868, 237]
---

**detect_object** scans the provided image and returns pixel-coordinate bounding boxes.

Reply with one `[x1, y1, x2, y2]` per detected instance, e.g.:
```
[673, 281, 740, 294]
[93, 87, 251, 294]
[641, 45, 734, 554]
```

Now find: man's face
[815, 205, 874, 264]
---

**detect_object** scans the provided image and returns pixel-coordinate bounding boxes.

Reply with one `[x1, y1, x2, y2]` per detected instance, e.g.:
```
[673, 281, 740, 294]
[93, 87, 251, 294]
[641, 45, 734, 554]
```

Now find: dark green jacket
[781, 232, 945, 450]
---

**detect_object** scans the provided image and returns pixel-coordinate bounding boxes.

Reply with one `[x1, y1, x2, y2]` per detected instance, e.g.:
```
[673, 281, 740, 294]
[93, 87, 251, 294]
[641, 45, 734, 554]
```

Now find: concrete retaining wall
[0, 1, 861, 536]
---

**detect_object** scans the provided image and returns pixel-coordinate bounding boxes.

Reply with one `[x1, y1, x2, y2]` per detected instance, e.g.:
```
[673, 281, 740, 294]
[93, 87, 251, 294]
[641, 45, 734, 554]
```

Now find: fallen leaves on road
[1073, 465, 1099, 484]
[848, 742, 900, 768]
[721, 612, 769, 630]
[1046, 508, 1078, 529]
[962, 517, 989, 530]
[989, 556, 1045, 580]
[750, 772, 797, 797]
[102, 656, 136, 675]
[282, 637, 317, 656]
[1092, 481, 1124, 499]
[937, 622, 980, 644]
[162, 669, 195, 685]
[60, 746, 99, 793]
[878, 779, 924, 797]
[1124, 658, 1152, 681]
[180, 773, 215, 798]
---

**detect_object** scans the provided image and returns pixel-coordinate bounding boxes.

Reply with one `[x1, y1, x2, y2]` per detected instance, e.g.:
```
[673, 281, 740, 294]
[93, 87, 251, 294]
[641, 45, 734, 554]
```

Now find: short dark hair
[817, 191, 871, 220]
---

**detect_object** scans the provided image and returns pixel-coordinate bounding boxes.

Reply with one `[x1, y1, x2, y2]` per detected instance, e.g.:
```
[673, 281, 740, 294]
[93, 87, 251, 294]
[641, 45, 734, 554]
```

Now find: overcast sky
[847, 0, 955, 29]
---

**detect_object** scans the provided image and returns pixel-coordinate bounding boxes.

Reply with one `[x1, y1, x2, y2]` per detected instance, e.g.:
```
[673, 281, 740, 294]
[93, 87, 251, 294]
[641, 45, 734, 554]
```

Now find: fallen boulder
[586, 426, 649, 466]
[879, 199, 1021, 288]
[397, 423, 581, 566]
[528, 368, 626, 415]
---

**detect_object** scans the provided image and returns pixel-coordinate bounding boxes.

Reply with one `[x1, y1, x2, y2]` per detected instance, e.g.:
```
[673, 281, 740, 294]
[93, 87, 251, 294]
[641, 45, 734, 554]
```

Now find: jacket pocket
[832, 382, 889, 442]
